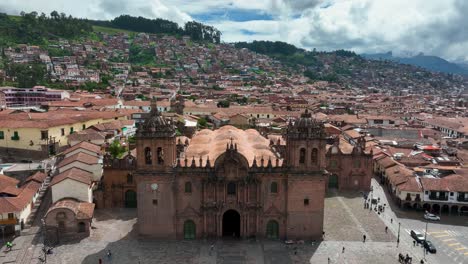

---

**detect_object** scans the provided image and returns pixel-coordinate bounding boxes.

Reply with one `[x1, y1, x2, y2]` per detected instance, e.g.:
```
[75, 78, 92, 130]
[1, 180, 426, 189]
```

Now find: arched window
[185, 182, 192, 193]
[127, 173, 133, 184]
[270, 182, 278, 193]
[227, 182, 236, 195]
[145, 147, 152, 165]
[184, 220, 196, 240]
[157, 147, 164, 165]
[266, 220, 279, 239]
[311, 148, 318, 164]
[299, 148, 306, 164]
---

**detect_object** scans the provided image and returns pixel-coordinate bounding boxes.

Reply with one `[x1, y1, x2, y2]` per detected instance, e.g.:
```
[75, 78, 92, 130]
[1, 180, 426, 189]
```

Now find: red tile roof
[58, 152, 100, 168]
[62, 141, 101, 156]
[50, 168, 92, 186]
[46, 198, 95, 219]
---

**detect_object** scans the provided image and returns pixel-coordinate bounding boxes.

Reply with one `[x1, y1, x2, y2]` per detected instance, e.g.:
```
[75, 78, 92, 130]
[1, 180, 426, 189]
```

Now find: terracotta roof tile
[46, 198, 95, 220]
[62, 141, 101, 156]
[51, 168, 92, 186]
[58, 152, 100, 168]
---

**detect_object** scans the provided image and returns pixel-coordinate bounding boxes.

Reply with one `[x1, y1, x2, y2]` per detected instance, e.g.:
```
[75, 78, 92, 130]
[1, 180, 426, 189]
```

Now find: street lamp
[397, 222, 401, 248]
[423, 220, 428, 259]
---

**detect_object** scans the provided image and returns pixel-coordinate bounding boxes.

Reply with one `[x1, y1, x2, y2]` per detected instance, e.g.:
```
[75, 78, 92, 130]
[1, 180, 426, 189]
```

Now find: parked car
[423, 240, 437, 253]
[411, 230, 426, 243]
[424, 213, 440, 221]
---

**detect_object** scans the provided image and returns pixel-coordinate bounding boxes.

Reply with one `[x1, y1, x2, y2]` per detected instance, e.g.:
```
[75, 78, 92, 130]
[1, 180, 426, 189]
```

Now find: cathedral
[111, 101, 373, 240]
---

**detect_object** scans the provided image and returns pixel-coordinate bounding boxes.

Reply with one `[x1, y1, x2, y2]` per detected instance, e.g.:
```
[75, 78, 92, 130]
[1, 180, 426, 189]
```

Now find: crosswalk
[403, 229, 459, 237]
[404, 228, 468, 261]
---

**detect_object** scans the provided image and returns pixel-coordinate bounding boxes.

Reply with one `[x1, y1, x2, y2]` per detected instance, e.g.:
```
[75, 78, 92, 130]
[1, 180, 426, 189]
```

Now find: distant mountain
[362, 52, 468, 75]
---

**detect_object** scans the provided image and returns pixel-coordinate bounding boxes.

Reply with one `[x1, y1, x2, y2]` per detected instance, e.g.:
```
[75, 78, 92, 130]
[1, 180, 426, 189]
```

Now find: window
[11, 131, 19, 140]
[82, 124, 86, 130]
[304, 198, 309, 206]
[450, 192, 454, 196]
[145, 147, 152, 165]
[127, 174, 133, 184]
[374, 119, 384, 124]
[8, 213, 14, 219]
[227, 182, 236, 195]
[185, 182, 192, 193]
[299, 148, 306, 164]
[41, 130, 48, 140]
[270, 182, 278, 193]
[70, 127, 74, 134]
[152, 199, 158, 205]
[311, 148, 318, 164]
[0, 131, 4, 140]
[157, 147, 164, 165]
[61, 128, 65, 136]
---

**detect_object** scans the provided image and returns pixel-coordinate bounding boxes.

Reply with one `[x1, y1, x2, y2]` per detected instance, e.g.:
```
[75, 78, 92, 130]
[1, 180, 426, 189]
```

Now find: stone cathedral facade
[124, 102, 372, 240]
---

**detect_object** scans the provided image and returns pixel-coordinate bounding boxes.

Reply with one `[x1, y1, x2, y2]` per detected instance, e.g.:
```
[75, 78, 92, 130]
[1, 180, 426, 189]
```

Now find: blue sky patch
[192, 9, 274, 22]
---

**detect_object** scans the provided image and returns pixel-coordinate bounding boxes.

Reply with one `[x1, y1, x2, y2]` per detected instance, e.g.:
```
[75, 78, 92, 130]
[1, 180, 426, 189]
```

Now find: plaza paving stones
[2, 192, 410, 264]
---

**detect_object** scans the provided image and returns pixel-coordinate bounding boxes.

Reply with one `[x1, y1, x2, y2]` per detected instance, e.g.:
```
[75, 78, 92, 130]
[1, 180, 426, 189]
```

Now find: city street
[371, 178, 468, 264]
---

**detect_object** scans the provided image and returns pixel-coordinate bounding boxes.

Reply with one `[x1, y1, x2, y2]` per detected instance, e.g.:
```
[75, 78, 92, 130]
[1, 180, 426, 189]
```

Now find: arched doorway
[461, 206, 468, 216]
[432, 204, 440, 214]
[441, 205, 449, 214]
[266, 220, 279, 239]
[222, 210, 240, 237]
[183, 220, 196, 240]
[78, 222, 86, 233]
[328, 174, 338, 189]
[422, 203, 431, 212]
[125, 190, 137, 208]
[451, 205, 459, 215]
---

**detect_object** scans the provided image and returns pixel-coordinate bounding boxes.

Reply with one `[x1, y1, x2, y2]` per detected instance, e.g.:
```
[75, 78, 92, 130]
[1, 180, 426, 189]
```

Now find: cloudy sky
[1, 0, 467, 61]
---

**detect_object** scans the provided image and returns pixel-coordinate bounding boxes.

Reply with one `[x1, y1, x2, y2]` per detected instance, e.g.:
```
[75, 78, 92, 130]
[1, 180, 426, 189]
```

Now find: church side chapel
[101, 100, 372, 240]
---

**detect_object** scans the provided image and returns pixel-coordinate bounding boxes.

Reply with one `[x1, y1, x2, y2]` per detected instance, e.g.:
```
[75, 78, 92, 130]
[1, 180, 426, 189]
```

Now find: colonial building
[123, 102, 372, 240]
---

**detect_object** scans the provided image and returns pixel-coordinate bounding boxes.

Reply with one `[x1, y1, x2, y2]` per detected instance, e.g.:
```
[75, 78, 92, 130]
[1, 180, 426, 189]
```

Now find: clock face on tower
[150, 183, 159, 191]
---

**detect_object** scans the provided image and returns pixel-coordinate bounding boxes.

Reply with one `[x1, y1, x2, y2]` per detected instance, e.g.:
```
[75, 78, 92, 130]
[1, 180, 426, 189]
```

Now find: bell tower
[285, 109, 327, 171]
[136, 99, 176, 172]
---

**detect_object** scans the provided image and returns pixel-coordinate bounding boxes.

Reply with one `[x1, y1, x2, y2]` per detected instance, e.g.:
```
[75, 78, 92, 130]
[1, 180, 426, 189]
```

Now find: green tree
[108, 140, 126, 158]
[197, 117, 208, 128]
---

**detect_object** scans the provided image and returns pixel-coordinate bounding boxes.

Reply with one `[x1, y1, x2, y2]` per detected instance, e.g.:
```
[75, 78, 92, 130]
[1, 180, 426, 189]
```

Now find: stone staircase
[24, 174, 52, 230]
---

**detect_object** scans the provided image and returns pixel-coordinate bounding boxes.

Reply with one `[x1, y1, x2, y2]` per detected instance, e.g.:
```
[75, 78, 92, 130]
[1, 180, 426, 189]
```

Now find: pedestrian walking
[391, 218, 393, 224]
[363, 234, 366, 243]
[107, 249, 112, 259]
[385, 226, 388, 233]
[209, 244, 214, 256]
[99, 259, 102, 264]
[328, 257, 330, 264]
[413, 240, 416, 247]
[342, 247, 345, 253]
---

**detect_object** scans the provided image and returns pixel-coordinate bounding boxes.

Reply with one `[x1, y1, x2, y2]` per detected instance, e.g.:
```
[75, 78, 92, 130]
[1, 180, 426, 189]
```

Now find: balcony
[0, 218, 18, 225]
[429, 195, 448, 201]
[457, 197, 468, 202]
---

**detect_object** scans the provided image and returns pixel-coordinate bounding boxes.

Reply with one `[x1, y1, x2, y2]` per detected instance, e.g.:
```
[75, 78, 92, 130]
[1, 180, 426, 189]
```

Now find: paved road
[371, 178, 468, 264]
